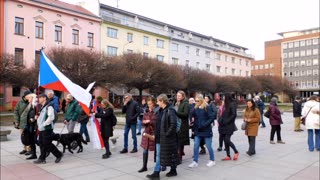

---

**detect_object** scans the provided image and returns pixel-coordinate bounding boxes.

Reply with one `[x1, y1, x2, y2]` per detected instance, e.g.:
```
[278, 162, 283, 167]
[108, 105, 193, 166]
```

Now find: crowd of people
[13, 89, 320, 180]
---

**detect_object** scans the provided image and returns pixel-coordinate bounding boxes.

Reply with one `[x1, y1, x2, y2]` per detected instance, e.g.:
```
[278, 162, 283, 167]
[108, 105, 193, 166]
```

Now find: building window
[185, 60, 189, 67]
[283, 62, 287, 67]
[196, 48, 200, 56]
[172, 43, 179, 51]
[283, 53, 287, 58]
[300, 60, 305, 66]
[12, 86, 21, 97]
[216, 66, 221, 73]
[143, 36, 149, 45]
[246, 71, 249, 77]
[313, 59, 319, 65]
[255, 65, 258, 69]
[301, 70, 305, 76]
[107, 27, 118, 38]
[307, 60, 312, 66]
[306, 49, 312, 56]
[300, 50, 305, 56]
[231, 68, 235, 75]
[294, 41, 299, 47]
[88, 32, 94, 47]
[15, 17, 24, 35]
[239, 70, 242, 76]
[215, 53, 221, 60]
[294, 71, 299, 77]
[313, 38, 319, 44]
[239, 59, 242, 65]
[225, 55, 228, 62]
[295, 81, 299, 87]
[72, 29, 79, 45]
[172, 58, 179, 65]
[143, 52, 148, 57]
[306, 39, 312, 46]
[206, 64, 211, 71]
[246, 61, 249, 66]
[156, 55, 164, 62]
[313, 69, 319, 76]
[288, 42, 293, 48]
[288, 52, 293, 58]
[35, 21, 43, 39]
[259, 65, 263, 69]
[127, 33, 133, 42]
[186, 46, 189, 54]
[313, 49, 318, 55]
[231, 57, 235, 63]
[35, 50, 40, 63]
[205, 51, 210, 58]
[156, 39, 164, 48]
[300, 40, 305, 46]
[225, 67, 228, 74]
[294, 61, 299, 67]
[14, 48, 23, 65]
[270, 64, 274, 68]
[196, 62, 200, 68]
[54, 25, 62, 42]
[107, 46, 117, 56]
[283, 43, 288, 49]
[265, 64, 269, 69]
[294, 51, 299, 57]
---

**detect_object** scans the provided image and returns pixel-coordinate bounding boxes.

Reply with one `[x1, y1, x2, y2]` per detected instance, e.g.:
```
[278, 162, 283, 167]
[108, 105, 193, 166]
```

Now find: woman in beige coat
[243, 99, 260, 156]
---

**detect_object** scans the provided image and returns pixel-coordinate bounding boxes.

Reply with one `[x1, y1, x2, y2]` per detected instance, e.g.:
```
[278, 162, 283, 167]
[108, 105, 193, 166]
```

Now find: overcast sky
[63, 0, 319, 60]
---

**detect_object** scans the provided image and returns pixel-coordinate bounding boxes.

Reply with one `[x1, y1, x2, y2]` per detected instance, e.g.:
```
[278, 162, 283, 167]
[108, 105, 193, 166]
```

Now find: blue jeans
[260, 114, 266, 127]
[154, 144, 161, 172]
[307, 129, 320, 151]
[193, 136, 215, 162]
[137, 117, 142, 134]
[124, 123, 137, 150]
[79, 123, 90, 141]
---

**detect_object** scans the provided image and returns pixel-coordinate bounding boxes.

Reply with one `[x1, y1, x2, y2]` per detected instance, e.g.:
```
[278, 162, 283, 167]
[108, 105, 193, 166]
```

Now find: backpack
[111, 113, 117, 126]
[46, 105, 58, 124]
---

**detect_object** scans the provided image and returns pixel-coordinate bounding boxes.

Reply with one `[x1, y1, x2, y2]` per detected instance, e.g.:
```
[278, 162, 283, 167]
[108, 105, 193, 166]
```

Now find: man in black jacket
[293, 96, 303, 132]
[120, 93, 140, 153]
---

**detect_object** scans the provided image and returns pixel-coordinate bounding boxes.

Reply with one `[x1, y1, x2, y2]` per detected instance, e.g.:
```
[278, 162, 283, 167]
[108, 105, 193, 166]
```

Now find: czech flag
[38, 51, 95, 115]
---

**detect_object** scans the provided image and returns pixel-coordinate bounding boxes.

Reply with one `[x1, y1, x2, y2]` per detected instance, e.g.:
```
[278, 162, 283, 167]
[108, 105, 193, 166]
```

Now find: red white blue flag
[38, 51, 95, 115]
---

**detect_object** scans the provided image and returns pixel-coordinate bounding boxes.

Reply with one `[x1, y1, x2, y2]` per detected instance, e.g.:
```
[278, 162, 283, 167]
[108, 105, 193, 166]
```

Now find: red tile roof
[31, 0, 99, 19]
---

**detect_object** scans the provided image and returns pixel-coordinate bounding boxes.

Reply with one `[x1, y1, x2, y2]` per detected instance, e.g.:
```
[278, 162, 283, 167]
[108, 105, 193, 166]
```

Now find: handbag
[301, 107, 312, 125]
[241, 121, 247, 130]
[264, 108, 270, 118]
[143, 125, 155, 141]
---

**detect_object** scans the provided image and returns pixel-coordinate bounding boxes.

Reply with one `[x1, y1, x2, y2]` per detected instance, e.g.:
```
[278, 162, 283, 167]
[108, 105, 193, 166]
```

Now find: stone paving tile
[51, 164, 106, 179]
[1, 165, 20, 180]
[64, 168, 125, 180]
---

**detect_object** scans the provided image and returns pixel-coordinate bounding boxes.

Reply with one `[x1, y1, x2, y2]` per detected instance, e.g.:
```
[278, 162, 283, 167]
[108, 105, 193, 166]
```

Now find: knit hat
[270, 97, 278, 103]
[39, 93, 48, 99]
[22, 90, 32, 97]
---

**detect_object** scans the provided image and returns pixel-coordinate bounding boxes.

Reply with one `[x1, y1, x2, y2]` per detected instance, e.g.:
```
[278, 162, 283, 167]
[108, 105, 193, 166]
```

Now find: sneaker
[221, 156, 232, 161]
[188, 161, 198, 168]
[130, 149, 138, 153]
[55, 154, 63, 163]
[206, 160, 216, 167]
[120, 149, 128, 154]
[270, 141, 275, 144]
[233, 153, 239, 160]
[33, 159, 46, 164]
[277, 140, 285, 144]
[102, 154, 110, 159]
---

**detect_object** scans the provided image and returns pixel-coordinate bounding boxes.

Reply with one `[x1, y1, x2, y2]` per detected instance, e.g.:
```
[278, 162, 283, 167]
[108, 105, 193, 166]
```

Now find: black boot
[138, 153, 148, 173]
[146, 171, 160, 180]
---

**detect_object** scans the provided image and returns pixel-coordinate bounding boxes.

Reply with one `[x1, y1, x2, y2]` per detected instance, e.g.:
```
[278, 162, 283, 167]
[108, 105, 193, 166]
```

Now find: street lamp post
[122, 41, 133, 53]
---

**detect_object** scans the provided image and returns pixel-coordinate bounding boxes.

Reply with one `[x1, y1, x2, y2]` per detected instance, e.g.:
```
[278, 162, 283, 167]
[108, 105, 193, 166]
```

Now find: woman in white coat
[301, 95, 320, 152]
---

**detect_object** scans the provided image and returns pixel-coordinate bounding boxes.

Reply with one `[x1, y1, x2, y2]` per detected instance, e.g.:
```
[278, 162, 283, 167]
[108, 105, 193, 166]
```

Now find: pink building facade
[1, 0, 101, 111]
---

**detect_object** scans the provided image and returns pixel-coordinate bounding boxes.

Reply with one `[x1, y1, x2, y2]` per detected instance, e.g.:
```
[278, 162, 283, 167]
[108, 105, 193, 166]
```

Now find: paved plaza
[1, 112, 319, 180]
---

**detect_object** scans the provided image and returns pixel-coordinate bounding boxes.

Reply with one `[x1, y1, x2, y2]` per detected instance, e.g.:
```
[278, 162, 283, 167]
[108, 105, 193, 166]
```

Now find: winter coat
[175, 98, 190, 146]
[37, 102, 55, 131]
[243, 108, 260, 136]
[268, 103, 282, 125]
[48, 95, 60, 112]
[64, 99, 81, 122]
[191, 105, 214, 137]
[218, 102, 237, 135]
[14, 98, 30, 129]
[302, 100, 320, 130]
[122, 99, 140, 124]
[160, 105, 178, 166]
[140, 108, 157, 151]
[255, 99, 265, 114]
[293, 100, 302, 117]
[95, 108, 114, 138]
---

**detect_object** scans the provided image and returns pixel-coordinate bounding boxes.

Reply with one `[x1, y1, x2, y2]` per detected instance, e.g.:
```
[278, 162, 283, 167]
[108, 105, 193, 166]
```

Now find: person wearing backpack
[174, 90, 190, 164]
[188, 94, 215, 168]
[94, 99, 115, 159]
